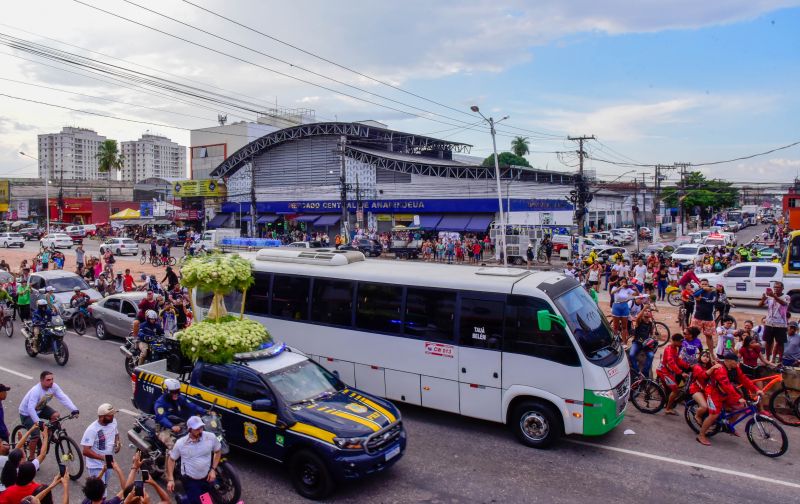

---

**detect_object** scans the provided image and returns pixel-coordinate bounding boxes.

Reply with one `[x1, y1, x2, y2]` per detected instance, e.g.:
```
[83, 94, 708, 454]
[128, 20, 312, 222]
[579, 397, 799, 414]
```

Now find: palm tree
[96, 140, 124, 219]
[510, 136, 530, 157]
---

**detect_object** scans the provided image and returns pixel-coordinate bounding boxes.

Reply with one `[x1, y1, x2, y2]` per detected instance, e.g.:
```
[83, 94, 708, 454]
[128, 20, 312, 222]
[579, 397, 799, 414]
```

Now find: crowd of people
[0, 371, 221, 503]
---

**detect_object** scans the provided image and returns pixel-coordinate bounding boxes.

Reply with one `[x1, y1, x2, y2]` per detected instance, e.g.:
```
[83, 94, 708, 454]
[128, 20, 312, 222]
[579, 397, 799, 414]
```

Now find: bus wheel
[511, 400, 561, 449]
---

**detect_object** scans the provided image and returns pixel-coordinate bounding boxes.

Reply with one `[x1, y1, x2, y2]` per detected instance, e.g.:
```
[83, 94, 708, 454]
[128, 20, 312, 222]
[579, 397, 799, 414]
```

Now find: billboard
[0, 180, 8, 212]
[172, 179, 226, 198]
[16, 200, 28, 219]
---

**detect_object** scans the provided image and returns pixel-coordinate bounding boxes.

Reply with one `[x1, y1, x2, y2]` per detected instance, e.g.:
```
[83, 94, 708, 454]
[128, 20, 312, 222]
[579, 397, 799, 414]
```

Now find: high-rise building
[38, 127, 107, 181]
[121, 134, 187, 182]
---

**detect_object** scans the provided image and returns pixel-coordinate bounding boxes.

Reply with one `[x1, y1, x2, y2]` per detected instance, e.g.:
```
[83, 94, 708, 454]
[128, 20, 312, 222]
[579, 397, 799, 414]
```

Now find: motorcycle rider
[137, 310, 164, 366]
[154, 379, 205, 450]
[31, 299, 56, 353]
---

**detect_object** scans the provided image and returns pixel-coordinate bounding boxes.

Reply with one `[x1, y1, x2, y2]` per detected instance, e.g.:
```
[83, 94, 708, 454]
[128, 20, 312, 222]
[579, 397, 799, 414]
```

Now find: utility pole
[249, 157, 257, 237]
[339, 135, 348, 240]
[675, 162, 690, 236]
[568, 135, 595, 236]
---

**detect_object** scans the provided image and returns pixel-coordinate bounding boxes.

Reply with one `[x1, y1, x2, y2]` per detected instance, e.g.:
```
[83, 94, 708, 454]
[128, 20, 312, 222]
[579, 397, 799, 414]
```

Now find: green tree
[482, 151, 531, 167]
[661, 171, 739, 220]
[96, 139, 123, 215]
[510, 136, 530, 157]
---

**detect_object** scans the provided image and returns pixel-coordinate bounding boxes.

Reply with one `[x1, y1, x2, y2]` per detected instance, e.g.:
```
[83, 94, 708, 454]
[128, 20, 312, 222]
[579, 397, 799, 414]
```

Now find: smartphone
[141, 470, 150, 482]
[105, 454, 113, 468]
[134, 480, 144, 497]
[58, 464, 66, 477]
[766, 287, 774, 296]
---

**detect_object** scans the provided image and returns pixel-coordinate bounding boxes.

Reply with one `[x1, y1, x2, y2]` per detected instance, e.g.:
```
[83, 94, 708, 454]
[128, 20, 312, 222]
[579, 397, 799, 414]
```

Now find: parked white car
[609, 229, 634, 244]
[0, 232, 24, 248]
[99, 238, 139, 256]
[670, 244, 712, 266]
[698, 262, 783, 302]
[40, 233, 73, 249]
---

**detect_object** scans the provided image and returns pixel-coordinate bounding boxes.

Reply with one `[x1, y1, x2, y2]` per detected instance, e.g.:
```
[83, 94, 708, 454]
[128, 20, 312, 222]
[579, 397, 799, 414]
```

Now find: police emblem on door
[243, 422, 258, 444]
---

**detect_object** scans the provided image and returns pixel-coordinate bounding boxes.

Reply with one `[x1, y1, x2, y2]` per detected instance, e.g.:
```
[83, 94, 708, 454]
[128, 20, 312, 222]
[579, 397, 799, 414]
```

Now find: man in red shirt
[677, 265, 701, 288]
[656, 333, 690, 415]
[697, 350, 763, 446]
[122, 268, 137, 292]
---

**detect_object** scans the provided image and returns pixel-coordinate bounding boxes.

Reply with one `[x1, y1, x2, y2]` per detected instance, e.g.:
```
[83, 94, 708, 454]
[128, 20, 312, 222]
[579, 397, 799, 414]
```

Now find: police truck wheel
[510, 400, 561, 448]
[95, 320, 108, 340]
[289, 450, 335, 500]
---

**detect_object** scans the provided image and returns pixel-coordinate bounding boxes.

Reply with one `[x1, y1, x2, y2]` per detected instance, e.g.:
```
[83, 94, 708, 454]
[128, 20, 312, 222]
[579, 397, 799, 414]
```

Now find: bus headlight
[592, 389, 615, 400]
[333, 437, 365, 450]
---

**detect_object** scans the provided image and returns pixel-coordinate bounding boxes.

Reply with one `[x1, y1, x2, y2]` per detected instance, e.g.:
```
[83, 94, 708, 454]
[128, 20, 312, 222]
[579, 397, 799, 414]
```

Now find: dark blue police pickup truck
[132, 343, 406, 500]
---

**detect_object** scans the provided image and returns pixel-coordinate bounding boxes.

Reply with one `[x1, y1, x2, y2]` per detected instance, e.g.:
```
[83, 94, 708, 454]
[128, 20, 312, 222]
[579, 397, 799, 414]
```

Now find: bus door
[786, 233, 800, 274]
[457, 294, 504, 422]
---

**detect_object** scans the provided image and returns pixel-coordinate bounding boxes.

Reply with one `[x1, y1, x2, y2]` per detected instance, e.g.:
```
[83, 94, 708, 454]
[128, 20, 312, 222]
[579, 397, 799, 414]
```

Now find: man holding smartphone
[80, 403, 121, 488]
[758, 281, 790, 363]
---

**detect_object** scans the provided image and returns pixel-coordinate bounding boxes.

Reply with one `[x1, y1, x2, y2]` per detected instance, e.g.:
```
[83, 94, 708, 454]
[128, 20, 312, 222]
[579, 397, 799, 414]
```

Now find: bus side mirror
[537, 310, 552, 331]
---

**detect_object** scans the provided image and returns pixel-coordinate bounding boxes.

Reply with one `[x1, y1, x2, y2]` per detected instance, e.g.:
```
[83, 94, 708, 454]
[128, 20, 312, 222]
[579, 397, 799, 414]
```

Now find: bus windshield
[551, 287, 620, 364]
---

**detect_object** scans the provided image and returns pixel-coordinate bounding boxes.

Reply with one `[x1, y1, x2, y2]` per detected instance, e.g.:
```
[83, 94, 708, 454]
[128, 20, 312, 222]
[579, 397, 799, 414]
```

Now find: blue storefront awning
[436, 215, 472, 232]
[464, 215, 493, 232]
[313, 215, 341, 226]
[419, 214, 442, 229]
[240, 216, 252, 222]
[294, 214, 321, 223]
[207, 213, 230, 229]
[257, 214, 279, 224]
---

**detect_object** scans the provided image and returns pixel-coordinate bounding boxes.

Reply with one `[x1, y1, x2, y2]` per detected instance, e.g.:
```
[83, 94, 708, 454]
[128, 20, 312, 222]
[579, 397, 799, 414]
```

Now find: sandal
[696, 436, 711, 446]
[664, 409, 678, 416]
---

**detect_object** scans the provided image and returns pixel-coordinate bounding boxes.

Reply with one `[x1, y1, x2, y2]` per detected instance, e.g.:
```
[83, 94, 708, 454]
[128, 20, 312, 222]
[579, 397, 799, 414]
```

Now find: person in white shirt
[633, 259, 647, 285]
[167, 416, 221, 503]
[81, 403, 120, 486]
[18, 371, 79, 461]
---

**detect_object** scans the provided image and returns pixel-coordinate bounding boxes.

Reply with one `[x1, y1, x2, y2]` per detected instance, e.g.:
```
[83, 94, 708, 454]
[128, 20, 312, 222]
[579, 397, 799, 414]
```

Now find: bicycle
[629, 366, 666, 414]
[685, 396, 788, 457]
[750, 367, 800, 427]
[10, 412, 85, 479]
[0, 301, 14, 337]
[150, 255, 177, 267]
[70, 299, 91, 336]
[139, 249, 148, 265]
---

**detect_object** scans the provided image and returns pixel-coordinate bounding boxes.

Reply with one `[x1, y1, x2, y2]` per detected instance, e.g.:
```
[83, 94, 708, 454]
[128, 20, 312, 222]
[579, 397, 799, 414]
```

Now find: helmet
[45, 286, 55, 292]
[145, 309, 157, 322]
[36, 299, 48, 307]
[164, 378, 180, 392]
[73, 286, 81, 292]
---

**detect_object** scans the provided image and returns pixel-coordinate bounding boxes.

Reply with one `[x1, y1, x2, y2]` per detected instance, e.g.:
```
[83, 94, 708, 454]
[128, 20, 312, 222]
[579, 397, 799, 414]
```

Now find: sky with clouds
[0, 0, 798, 187]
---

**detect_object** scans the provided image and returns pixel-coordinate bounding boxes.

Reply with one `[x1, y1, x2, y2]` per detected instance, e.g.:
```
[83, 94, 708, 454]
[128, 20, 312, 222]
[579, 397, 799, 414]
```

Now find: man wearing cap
[0, 384, 9, 443]
[80, 403, 121, 485]
[166, 416, 221, 503]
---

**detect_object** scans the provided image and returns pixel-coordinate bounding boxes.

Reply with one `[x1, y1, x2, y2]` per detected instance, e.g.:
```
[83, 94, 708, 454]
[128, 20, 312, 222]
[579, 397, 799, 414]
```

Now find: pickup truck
[131, 344, 406, 500]
[697, 261, 800, 311]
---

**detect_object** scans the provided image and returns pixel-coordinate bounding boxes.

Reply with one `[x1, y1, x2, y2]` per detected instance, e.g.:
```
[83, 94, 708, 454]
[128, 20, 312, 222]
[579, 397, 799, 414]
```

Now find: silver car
[28, 271, 102, 319]
[91, 292, 147, 340]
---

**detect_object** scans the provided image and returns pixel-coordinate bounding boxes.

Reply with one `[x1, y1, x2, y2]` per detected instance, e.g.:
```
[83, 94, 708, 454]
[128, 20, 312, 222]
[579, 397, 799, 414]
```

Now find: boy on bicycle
[697, 350, 763, 446]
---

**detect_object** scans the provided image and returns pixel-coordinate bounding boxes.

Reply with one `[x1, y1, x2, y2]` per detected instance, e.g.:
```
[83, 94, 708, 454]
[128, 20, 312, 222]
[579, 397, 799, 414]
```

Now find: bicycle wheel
[139, 253, 146, 265]
[746, 415, 788, 457]
[54, 435, 84, 480]
[630, 379, 665, 414]
[73, 314, 87, 335]
[653, 321, 670, 347]
[684, 400, 721, 437]
[768, 386, 800, 427]
[3, 317, 13, 338]
[10, 425, 32, 452]
[167, 256, 176, 266]
[150, 256, 160, 267]
[667, 291, 682, 307]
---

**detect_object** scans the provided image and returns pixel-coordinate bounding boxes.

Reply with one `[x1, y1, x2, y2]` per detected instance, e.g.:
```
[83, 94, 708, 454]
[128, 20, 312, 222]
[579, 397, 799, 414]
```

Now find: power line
[691, 139, 800, 166]
[180, 0, 566, 140]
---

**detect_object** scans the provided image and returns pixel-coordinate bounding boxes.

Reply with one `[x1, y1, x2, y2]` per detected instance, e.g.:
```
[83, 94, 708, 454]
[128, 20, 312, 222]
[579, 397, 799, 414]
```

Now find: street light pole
[20, 151, 48, 233]
[471, 106, 509, 268]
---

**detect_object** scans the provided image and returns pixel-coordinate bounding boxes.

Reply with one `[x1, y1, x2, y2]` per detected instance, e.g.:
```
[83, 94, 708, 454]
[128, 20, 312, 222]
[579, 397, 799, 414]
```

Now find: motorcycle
[127, 408, 241, 504]
[22, 316, 69, 366]
[119, 334, 184, 377]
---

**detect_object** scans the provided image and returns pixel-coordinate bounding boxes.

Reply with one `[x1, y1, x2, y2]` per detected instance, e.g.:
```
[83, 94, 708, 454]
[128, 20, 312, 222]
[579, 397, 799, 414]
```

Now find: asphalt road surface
[0, 318, 797, 504]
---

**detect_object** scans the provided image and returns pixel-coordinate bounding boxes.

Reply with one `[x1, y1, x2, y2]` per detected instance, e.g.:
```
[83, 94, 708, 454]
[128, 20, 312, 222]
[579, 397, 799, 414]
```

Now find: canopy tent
[109, 208, 140, 220]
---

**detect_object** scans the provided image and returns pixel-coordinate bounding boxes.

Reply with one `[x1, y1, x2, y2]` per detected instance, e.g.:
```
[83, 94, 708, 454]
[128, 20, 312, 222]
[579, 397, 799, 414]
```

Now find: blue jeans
[181, 476, 213, 504]
[629, 341, 654, 378]
[657, 280, 667, 301]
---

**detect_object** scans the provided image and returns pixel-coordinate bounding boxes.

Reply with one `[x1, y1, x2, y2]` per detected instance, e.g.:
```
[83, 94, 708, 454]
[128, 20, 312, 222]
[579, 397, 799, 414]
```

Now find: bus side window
[356, 282, 403, 334]
[311, 279, 354, 327]
[271, 275, 309, 320]
[504, 297, 580, 366]
[404, 288, 456, 342]
[458, 298, 503, 350]
[790, 236, 800, 271]
[245, 272, 271, 315]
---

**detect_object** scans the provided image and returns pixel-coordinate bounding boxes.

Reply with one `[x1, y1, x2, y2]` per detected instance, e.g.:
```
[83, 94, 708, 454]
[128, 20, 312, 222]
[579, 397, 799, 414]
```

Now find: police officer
[154, 379, 205, 449]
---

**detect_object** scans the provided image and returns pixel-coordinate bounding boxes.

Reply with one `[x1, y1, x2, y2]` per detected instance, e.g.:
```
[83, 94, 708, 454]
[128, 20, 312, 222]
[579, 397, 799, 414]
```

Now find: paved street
[0, 311, 797, 503]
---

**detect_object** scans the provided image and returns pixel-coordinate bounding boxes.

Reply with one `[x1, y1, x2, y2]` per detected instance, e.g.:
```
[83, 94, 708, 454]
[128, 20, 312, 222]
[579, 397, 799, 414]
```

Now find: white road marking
[567, 439, 800, 489]
[69, 331, 118, 344]
[0, 365, 33, 380]
[119, 408, 139, 417]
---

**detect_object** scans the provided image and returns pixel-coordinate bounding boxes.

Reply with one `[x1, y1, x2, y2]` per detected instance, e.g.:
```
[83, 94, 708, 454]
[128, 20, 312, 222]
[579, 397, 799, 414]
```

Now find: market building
[209, 121, 579, 236]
